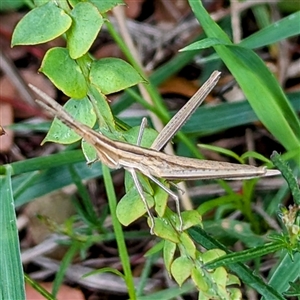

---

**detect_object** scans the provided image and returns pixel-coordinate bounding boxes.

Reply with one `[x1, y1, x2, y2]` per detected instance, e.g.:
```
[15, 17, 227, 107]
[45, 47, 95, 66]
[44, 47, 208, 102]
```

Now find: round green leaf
[227, 274, 240, 286]
[89, 58, 145, 94]
[123, 127, 158, 148]
[82, 140, 97, 164]
[89, 0, 125, 13]
[11, 2, 71, 46]
[124, 170, 153, 195]
[153, 181, 169, 217]
[66, 2, 103, 59]
[211, 267, 227, 288]
[116, 188, 154, 226]
[181, 210, 202, 230]
[171, 256, 193, 286]
[163, 240, 176, 275]
[42, 97, 96, 144]
[68, 0, 125, 12]
[229, 288, 242, 299]
[152, 217, 179, 243]
[179, 232, 196, 259]
[202, 249, 226, 265]
[191, 266, 209, 292]
[90, 89, 116, 130]
[40, 47, 87, 98]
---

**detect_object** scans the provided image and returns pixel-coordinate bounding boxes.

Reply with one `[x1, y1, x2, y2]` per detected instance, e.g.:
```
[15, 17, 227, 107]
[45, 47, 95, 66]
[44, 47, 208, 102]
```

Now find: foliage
[1, 0, 299, 299]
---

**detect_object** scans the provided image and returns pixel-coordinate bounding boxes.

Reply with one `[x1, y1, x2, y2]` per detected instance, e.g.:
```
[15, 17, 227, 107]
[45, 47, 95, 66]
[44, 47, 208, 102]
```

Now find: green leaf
[240, 11, 300, 49]
[171, 256, 193, 286]
[123, 127, 158, 148]
[84, 267, 125, 279]
[11, 1, 71, 46]
[124, 169, 153, 195]
[89, 58, 145, 94]
[163, 240, 176, 275]
[167, 93, 299, 138]
[0, 166, 25, 300]
[69, 0, 124, 13]
[152, 217, 180, 243]
[66, 2, 104, 59]
[189, 227, 286, 300]
[40, 47, 87, 98]
[184, 11, 300, 52]
[285, 290, 300, 298]
[152, 180, 169, 218]
[265, 252, 300, 300]
[179, 232, 196, 259]
[122, 125, 168, 221]
[153, 196, 167, 220]
[81, 139, 97, 163]
[90, 0, 125, 13]
[11, 155, 103, 207]
[227, 273, 241, 286]
[204, 242, 285, 269]
[33, 0, 48, 6]
[187, 1, 300, 161]
[25, 274, 54, 300]
[202, 249, 226, 265]
[198, 143, 243, 164]
[211, 267, 227, 288]
[283, 281, 300, 297]
[240, 151, 273, 165]
[227, 45, 300, 147]
[42, 97, 96, 144]
[123, 171, 169, 221]
[191, 266, 209, 292]
[180, 37, 229, 51]
[89, 87, 116, 130]
[116, 188, 154, 226]
[52, 242, 80, 297]
[181, 210, 202, 230]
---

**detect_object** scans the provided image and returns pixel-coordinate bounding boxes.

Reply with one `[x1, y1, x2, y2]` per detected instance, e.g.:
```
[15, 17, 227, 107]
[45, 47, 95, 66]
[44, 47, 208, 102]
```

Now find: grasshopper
[30, 71, 279, 233]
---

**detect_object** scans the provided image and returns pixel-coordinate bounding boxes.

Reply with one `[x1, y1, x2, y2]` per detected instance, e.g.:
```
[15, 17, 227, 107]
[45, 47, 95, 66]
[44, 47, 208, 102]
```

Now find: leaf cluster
[1, 0, 299, 299]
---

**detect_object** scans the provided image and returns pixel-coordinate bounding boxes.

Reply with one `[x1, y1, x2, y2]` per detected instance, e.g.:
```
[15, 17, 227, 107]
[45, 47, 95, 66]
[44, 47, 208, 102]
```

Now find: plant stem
[102, 164, 137, 299]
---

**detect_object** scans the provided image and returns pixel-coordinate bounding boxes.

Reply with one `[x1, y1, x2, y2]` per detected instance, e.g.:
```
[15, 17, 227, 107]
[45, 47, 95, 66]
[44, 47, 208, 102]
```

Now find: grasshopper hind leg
[135, 118, 183, 232]
[136, 117, 148, 147]
[144, 173, 183, 232]
[128, 168, 156, 234]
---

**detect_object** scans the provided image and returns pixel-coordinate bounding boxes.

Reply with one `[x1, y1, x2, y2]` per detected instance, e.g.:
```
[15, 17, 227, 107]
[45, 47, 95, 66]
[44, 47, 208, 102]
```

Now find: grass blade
[0, 166, 25, 299]
[187, 1, 300, 162]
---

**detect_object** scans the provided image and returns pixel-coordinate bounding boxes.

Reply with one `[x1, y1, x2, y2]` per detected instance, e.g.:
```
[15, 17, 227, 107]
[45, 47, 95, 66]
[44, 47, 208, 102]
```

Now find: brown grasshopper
[30, 71, 279, 233]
